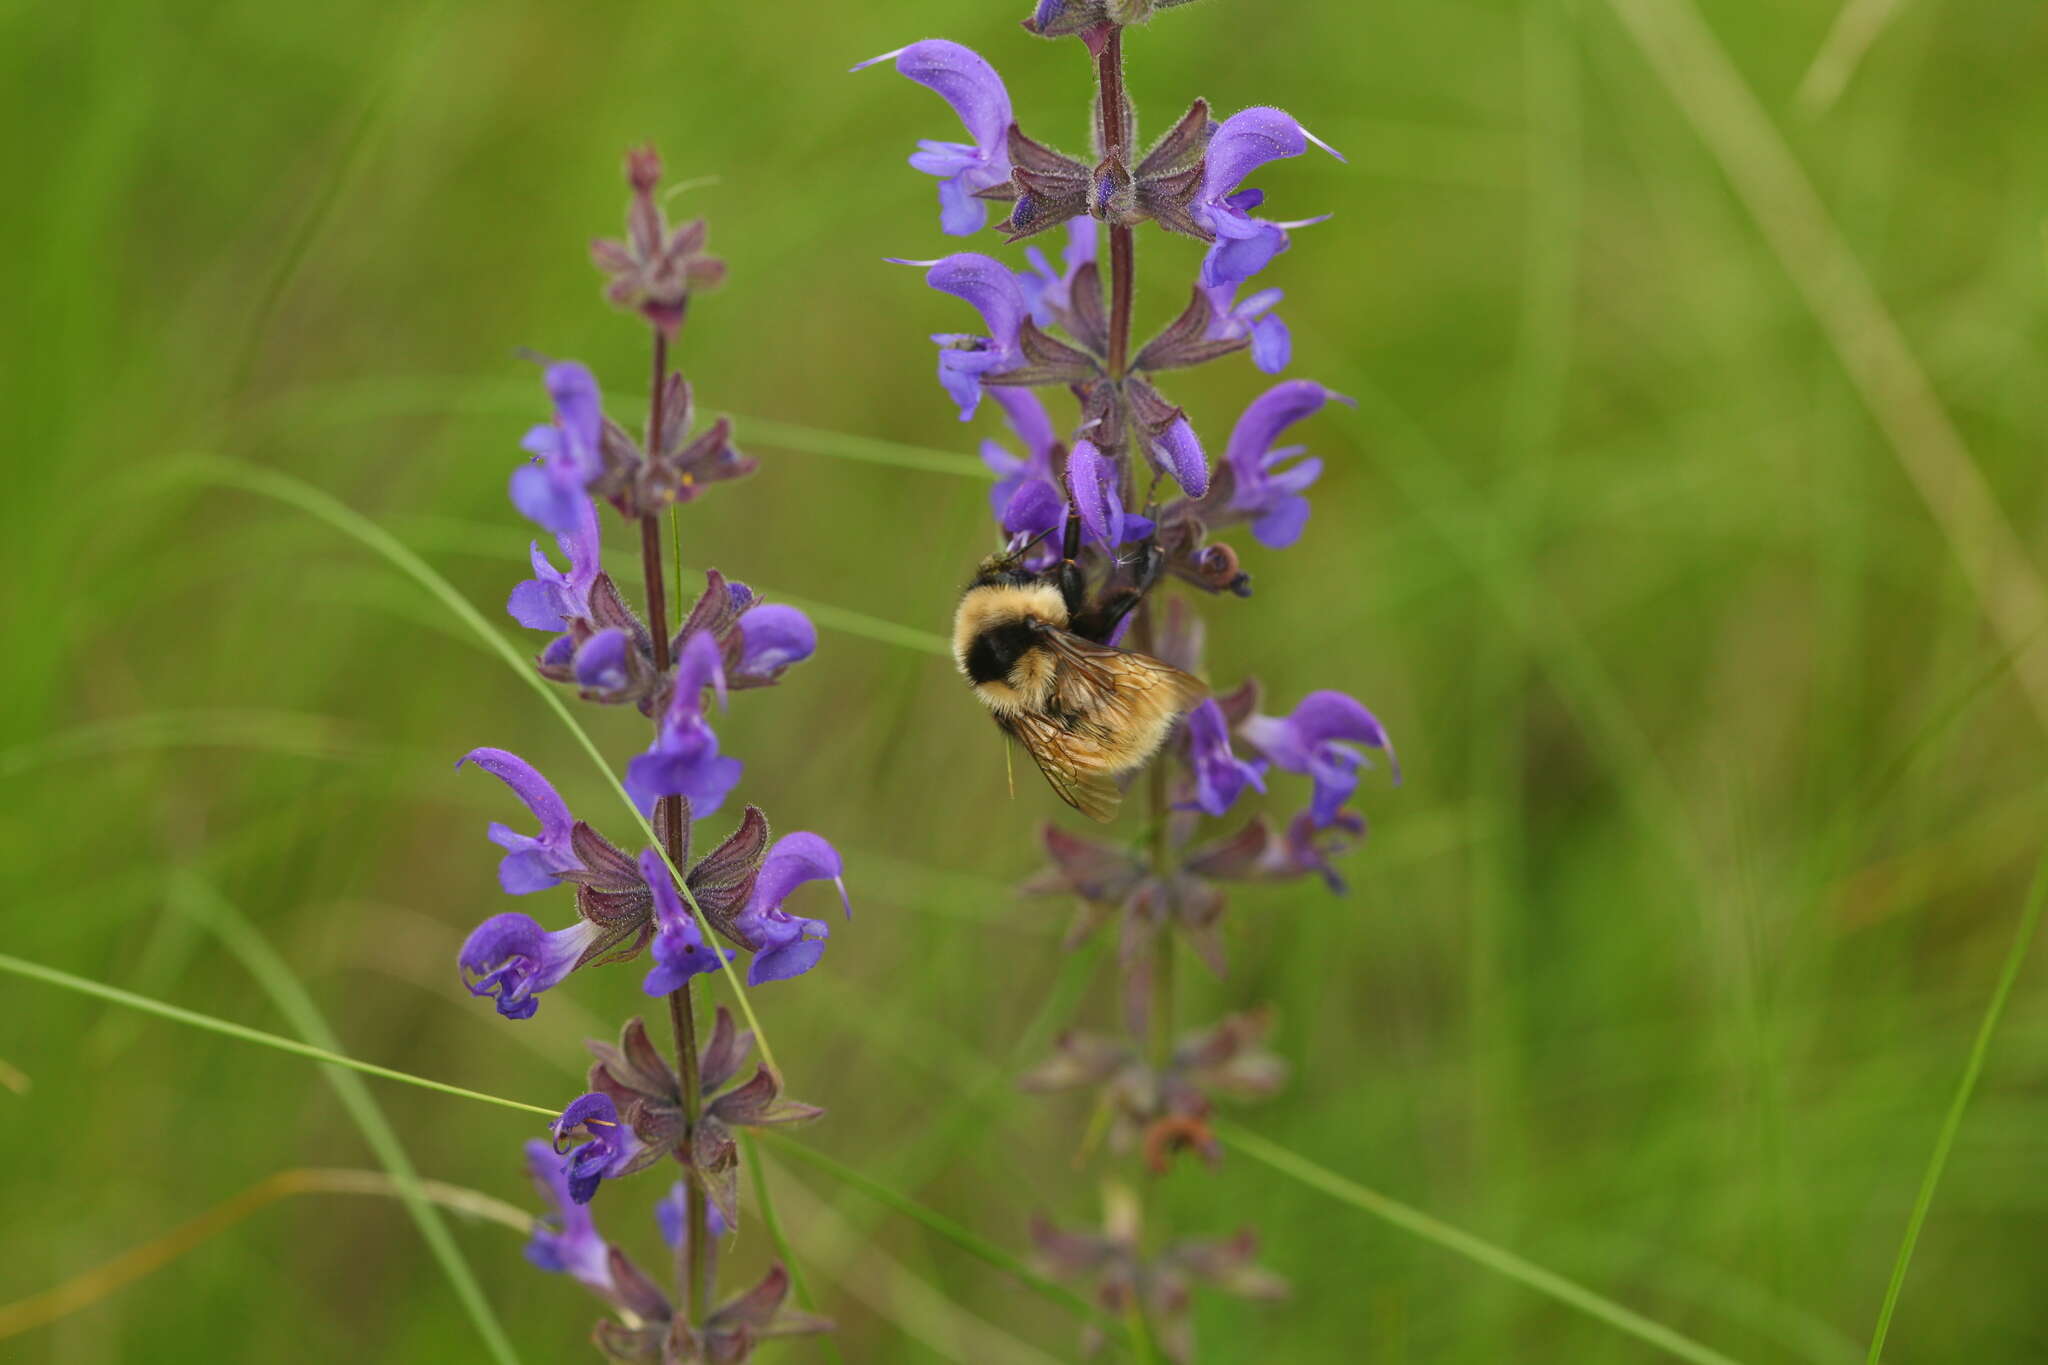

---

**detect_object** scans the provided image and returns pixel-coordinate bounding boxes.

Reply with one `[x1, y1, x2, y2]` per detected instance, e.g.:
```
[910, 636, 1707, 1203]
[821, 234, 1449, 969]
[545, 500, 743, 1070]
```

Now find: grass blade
[0, 1168, 528, 1341]
[1214, 1119, 1747, 1365]
[0, 951, 557, 1119]
[168, 873, 522, 1362]
[1864, 851, 2048, 1362]
[741, 1134, 847, 1365]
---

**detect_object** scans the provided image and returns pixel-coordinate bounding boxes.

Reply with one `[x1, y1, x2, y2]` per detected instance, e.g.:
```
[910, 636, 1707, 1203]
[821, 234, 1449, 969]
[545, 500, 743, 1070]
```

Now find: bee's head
[971, 527, 1058, 589]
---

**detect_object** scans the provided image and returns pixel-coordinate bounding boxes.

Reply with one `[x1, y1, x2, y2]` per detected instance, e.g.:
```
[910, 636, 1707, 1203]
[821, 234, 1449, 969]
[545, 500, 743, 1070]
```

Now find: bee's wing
[1038, 629, 1208, 731]
[1005, 708, 1127, 823]
[1005, 630, 1209, 823]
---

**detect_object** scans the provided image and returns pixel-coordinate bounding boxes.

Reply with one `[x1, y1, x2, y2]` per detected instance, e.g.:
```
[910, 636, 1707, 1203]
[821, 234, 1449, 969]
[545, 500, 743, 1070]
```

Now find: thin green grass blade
[0, 1167, 529, 1341]
[736, 415, 993, 482]
[245, 375, 991, 482]
[1864, 851, 2048, 1363]
[0, 710, 358, 778]
[752, 1131, 1122, 1339]
[0, 951, 557, 1119]
[139, 455, 785, 1079]
[1213, 1120, 1748, 1365]
[167, 872, 521, 1363]
[741, 1135, 847, 1365]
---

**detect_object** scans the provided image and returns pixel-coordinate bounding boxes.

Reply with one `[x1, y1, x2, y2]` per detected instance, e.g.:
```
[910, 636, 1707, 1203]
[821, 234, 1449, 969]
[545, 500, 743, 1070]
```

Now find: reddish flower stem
[641, 322, 710, 1327]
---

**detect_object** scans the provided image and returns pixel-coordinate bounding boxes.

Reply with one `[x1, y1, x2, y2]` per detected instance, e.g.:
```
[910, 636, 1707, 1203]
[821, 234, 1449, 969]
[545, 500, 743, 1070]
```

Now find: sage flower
[1195, 108, 1342, 288]
[522, 1138, 612, 1291]
[730, 832, 851, 985]
[625, 630, 741, 817]
[1224, 380, 1344, 549]
[918, 253, 1029, 420]
[553, 1092, 646, 1205]
[858, 40, 1014, 236]
[1239, 690, 1396, 826]
[981, 387, 1065, 538]
[639, 848, 735, 996]
[1201, 281, 1291, 374]
[458, 747, 587, 894]
[459, 914, 600, 1021]
[512, 361, 605, 534]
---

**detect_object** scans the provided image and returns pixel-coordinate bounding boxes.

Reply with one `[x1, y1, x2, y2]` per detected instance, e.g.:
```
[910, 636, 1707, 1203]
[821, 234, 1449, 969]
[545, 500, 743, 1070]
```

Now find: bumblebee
[952, 513, 1205, 821]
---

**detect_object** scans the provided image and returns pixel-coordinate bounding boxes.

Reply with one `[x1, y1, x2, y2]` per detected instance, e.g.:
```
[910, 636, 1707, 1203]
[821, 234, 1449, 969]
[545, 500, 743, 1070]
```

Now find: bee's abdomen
[964, 621, 1040, 686]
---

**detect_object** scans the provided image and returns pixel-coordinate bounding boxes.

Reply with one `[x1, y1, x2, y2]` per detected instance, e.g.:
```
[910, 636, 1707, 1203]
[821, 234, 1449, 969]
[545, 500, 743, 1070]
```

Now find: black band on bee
[963, 620, 1040, 685]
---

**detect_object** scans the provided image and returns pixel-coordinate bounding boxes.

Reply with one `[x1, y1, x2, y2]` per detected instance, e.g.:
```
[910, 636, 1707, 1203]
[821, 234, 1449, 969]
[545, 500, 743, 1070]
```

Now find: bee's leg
[1053, 509, 1087, 618]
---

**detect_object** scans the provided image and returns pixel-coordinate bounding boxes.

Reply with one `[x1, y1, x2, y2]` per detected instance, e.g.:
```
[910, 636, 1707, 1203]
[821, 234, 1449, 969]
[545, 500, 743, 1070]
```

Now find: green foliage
[3, 0, 2046, 1361]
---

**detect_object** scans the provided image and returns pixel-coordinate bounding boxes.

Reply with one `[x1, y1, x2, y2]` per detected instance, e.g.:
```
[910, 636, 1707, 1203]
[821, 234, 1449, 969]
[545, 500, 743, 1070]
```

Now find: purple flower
[731, 832, 850, 986]
[511, 362, 606, 534]
[1148, 416, 1209, 500]
[1067, 441, 1156, 552]
[1269, 809, 1367, 893]
[1239, 691, 1396, 827]
[625, 631, 742, 818]
[734, 604, 817, 678]
[917, 253, 1029, 420]
[458, 747, 586, 893]
[1018, 218, 1098, 326]
[522, 1139, 612, 1291]
[656, 1181, 732, 1250]
[1194, 108, 1343, 288]
[507, 493, 601, 633]
[856, 40, 1013, 237]
[1180, 700, 1268, 816]
[571, 628, 632, 693]
[458, 913, 599, 1021]
[640, 848, 735, 996]
[1202, 281, 1291, 374]
[554, 1093, 644, 1205]
[1224, 380, 1346, 549]
[981, 387, 1065, 538]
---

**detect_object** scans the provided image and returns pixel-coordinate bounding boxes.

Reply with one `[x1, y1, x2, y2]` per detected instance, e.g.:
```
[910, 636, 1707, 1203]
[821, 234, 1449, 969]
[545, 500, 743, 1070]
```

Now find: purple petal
[937, 175, 987, 237]
[1181, 699, 1268, 817]
[523, 1139, 612, 1291]
[1201, 222, 1291, 289]
[1150, 417, 1209, 499]
[1250, 494, 1313, 550]
[1288, 691, 1393, 752]
[459, 748, 582, 891]
[928, 254, 1028, 354]
[573, 628, 632, 692]
[625, 735, 742, 820]
[1067, 440, 1124, 551]
[457, 914, 595, 1020]
[509, 463, 591, 536]
[749, 832, 851, 919]
[1201, 108, 1321, 205]
[747, 939, 826, 986]
[885, 40, 1012, 154]
[671, 628, 729, 713]
[638, 848, 732, 995]
[991, 386, 1057, 461]
[1002, 479, 1066, 539]
[1225, 381, 1334, 481]
[544, 363, 604, 474]
[1250, 313, 1292, 373]
[507, 573, 567, 632]
[737, 605, 817, 676]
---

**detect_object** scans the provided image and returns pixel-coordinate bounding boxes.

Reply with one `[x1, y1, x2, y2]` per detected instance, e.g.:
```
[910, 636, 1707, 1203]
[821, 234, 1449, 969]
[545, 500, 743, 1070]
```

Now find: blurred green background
[4, 0, 2046, 1360]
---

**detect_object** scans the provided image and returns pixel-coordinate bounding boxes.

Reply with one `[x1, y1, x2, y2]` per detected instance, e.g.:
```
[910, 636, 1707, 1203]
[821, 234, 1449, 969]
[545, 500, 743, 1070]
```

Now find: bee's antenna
[1001, 525, 1057, 563]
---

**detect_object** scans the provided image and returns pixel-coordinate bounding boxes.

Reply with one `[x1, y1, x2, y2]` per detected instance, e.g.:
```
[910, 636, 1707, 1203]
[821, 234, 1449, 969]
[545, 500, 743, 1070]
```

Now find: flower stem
[643, 322, 711, 1326]
[1097, 29, 1135, 379]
